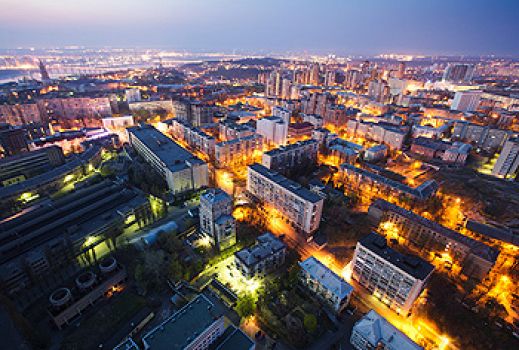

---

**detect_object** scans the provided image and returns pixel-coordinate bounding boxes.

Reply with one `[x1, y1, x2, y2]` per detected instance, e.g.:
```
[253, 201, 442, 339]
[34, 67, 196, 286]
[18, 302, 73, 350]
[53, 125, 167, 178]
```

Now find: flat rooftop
[263, 139, 317, 156]
[359, 232, 434, 281]
[142, 294, 224, 350]
[213, 325, 254, 350]
[127, 124, 204, 172]
[371, 199, 500, 263]
[300, 256, 353, 300]
[249, 163, 323, 203]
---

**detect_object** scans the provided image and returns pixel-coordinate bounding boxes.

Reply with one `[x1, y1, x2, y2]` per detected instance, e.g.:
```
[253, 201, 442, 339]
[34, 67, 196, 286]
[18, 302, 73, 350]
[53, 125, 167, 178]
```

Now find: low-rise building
[350, 310, 423, 350]
[299, 256, 353, 314]
[351, 232, 434, 315]
[247, 163, 324, 236]
[364, 144, 388, 162]
[368, 199, 500, 280]
[127, 124, 209, 195]
[410, 137, 471, 165]
[234, 232, 287, 278]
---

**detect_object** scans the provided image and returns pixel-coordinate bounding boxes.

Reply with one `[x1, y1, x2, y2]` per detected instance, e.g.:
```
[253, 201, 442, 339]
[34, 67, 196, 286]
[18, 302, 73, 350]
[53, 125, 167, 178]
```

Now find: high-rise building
[450, 91, 482, 112]
[256, 116, 288, 146]
[350, 232, 434, 315]
[199, 188, 236, 250]
[247, 163, 324, 236]
[492, 138, 519, 179]
[442, 63, 474, 83]
[309, 63, 320, 85]
[39, 59, 51, 83]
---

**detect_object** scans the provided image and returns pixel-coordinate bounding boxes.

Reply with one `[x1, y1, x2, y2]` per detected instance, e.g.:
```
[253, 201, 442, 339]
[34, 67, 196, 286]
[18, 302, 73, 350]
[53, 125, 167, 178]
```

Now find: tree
[168, 259, 183, 282]
[303, 313, 317, 334]
[235, 294, 255, 319]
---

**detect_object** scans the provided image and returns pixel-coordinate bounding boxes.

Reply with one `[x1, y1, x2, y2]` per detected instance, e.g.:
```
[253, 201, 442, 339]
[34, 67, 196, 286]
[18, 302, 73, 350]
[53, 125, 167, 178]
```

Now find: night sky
[0, 0, 518, 55]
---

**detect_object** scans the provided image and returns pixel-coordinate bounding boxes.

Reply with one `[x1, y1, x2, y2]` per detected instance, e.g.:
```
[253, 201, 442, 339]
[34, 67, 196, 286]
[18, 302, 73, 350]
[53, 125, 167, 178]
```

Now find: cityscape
[0, 1, 519, 350]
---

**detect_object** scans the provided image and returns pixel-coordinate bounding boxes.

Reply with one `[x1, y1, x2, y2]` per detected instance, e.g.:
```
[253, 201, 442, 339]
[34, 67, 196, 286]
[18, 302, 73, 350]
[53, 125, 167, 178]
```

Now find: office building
[127, 124, 209, 195]
[368, 199, 499, 280]
[235, 232, 287, 278]
[299, 256, 353, 314]
[350, 310, 423, 350]
[200, 189, 236, 250]
[214, 134, 263, 168]
[261, 139, 318, 175]
[247, 163, 324, 235]
[443, 63, 474, 83]
[351, 232, 434, 315]
[256, 116, 288, 146]
[0, 145, 65, 186]
[492, 137, 519, 179]
[450, 91, 482, 112]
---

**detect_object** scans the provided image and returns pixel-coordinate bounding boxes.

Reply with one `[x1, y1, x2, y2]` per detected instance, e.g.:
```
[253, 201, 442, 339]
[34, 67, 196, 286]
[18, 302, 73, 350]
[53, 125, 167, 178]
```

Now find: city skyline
[0, 0, 518, 56]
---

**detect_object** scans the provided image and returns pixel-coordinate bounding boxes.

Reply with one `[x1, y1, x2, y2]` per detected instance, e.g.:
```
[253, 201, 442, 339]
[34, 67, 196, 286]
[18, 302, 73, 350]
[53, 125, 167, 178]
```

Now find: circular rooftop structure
[49, 288, 72, 307]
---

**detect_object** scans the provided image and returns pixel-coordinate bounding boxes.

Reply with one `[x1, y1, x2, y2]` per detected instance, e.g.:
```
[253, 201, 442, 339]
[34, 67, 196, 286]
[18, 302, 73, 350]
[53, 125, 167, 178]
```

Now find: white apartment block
[127, 124, 208, 195]
[247, 163, 323, 235]
[256, 116, 288, 146]
[492, 137, 519, 179]
[450, 91, 482, 112]
[272, 106, 291, 124]
[351, 232, 434, 315]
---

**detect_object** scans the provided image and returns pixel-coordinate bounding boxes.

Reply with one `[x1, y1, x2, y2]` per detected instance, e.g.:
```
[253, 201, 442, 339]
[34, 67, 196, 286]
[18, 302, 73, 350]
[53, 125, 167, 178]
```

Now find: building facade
[199, 188, 236, 250]
[235, 232, 287, 278]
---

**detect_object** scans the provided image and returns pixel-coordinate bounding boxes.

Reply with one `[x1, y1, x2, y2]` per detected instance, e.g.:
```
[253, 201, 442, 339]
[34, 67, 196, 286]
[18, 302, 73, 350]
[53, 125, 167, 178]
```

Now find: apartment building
[368, 199, 499, 280]
[350, 310, 423, 350]
[218, 121, 256, 141]
[256, 116, 288, 146]
[351, 232, 434, 315]
[299, 256, 353, 314]
[492, 137, 519, 179]
[215, 134, 263, 168]
[247, 163, 324, 236]
[165, 118, 216, 157]
[235, 232, 287, 278]
[199, 188, 236, 250]
[261, 139, 318, 175]
[127, 124, 209, 195]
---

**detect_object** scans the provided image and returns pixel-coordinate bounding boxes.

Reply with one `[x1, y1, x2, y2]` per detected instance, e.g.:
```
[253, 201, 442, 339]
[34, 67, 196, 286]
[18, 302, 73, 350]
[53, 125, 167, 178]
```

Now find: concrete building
[299, 256, 353, 314]
[492, 137, 519, 179]
[302, 113, 324, 128]
[235, 232, 287, 278]
[218, 121, 256, 141]
[38, 97, 112, 120]
[247, 163, 324, 236]
[261, 139, 318, 175]
[0, 145, 65, 186]
[142, 294, 225, 350]
[452, 122, 511, 152]
[347, 120, 406, 150]
[199, 189, 236, 250]
[350, 310, 423, 350]
[127, 124, 209, 195]
[165, 118, 216, 157]
[0, 127, 29, 156]
[256, 116, 288, 146]
[351, 232, 434, 315]
[368, 199, 499, 280]
[410, 137, 471, 165]
[0, 103, 42, 125]
[339, 163, 438, 202]
[0, 181, 152, 298]
[215, 134, 263, 168]
[451, 91, 482, 112]
[129, 100, 174, 115]
[101, 115, 135, 131]
[364, 144, 388, 162]
[272, 106, 291, 124]
[125, 88, 141, 103]
[443, 63, 474, 83]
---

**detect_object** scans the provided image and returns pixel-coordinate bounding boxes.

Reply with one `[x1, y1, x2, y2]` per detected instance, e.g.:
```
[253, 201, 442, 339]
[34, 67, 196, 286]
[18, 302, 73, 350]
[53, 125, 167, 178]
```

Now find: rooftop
[249, 163, 323, 203]
[263, 139, 317, 156]
[235, 232, 286, 268]
[372, 199, 500, 262]
[212, 325, 254, 350]
[299, 256, 353, 300]
[127, 124, 205, 173]
[359, 232, 435, 281]
[142, 294, 224, 350]
[353, 310, 423, 350]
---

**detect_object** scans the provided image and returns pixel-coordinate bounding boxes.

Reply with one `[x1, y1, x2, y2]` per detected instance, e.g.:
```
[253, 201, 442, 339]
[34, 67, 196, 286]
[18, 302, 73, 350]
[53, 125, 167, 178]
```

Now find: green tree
[303, 313, 317, 334]
[235, 294, 255, 319]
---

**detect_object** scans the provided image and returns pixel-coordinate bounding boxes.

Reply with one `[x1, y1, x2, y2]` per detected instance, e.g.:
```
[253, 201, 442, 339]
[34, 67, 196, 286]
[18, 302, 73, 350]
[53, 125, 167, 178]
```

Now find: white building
[125, 88, 141, 103]
[351, 232, 434, 315]
[350, 310, 423, 350]
[256, 116, 288, 146]
[492, 137, 519, 179]
[102, 115, 135, 131]
[127, 124, 208, 195]
[302, 113, 324, 129]
[235, 232, 286, 278]
[247, 163, 324, 236]
[299, 256, 353, 314]
[450, 91, 482, 112]
[200, 189, 236, 250]
[272, 106, 291, 124]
